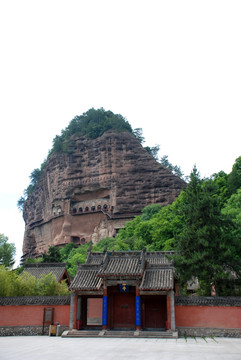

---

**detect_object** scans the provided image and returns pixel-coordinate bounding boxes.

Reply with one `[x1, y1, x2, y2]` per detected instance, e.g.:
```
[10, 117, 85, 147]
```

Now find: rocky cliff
[22, 130, 185, 260]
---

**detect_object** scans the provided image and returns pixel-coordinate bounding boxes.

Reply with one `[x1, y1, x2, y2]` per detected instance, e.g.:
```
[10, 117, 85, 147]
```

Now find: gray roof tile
[23, 263, 67, 282]
[70, 251, 174, 291]
[86, 252, 105, 265]
[140, 268, 174, 290]
[146, 252, 174, 267]
[70, 266, 102, 290]
[99, 257, 142, 277]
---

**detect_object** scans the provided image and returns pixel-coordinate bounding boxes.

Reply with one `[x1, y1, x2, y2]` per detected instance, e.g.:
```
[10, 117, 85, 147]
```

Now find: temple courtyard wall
[175, 296, 241, 337]
[0, 296, 70, 336]
[0, 296, 240, 337]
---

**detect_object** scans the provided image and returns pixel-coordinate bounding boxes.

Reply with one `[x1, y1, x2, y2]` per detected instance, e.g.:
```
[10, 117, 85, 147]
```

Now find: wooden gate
[142, 295, 167, 330]
[112, 292, 135, 329]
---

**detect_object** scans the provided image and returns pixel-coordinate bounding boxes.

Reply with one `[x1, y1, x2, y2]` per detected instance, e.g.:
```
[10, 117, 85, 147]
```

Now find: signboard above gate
[119, 284, 129, 292]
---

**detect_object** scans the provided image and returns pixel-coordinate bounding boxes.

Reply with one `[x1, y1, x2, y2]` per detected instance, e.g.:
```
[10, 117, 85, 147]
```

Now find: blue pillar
[102, 295, 108, 328]
[135, 295, 141, 328]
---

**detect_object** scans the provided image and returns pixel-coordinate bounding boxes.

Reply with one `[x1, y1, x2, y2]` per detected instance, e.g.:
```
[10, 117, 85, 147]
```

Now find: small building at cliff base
[68, 249, 176, 333]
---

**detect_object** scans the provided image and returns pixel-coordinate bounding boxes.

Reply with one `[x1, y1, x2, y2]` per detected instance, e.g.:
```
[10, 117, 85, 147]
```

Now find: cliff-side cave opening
[71, 236, 80, 244]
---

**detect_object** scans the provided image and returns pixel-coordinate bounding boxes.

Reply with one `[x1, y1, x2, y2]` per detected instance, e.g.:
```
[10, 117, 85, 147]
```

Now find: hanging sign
[119, 283, 129, 292]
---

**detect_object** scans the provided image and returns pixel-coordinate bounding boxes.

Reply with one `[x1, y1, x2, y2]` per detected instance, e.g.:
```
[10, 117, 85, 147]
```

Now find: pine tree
[174, 167, 241, 295]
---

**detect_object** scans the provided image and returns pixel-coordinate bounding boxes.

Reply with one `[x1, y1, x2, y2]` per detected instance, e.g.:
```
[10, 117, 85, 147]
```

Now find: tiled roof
[70, 266, 102, 290]
[140, 269, 174, 290]
[70, 251, 174, 291]
[175, 296, 241, 307]
[86, 252, 105, 265]
[146, 252, 174, 267]
[98, 251, 145, 277]
[0, 295, 70, 306]
[23, 263, 67, 282]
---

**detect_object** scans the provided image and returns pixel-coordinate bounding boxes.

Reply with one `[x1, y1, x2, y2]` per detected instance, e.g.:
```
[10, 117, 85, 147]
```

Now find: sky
[0, 1, 241, 266]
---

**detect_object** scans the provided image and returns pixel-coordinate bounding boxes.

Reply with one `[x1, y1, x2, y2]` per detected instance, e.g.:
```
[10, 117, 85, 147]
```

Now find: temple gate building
[67, 249, 177, 337]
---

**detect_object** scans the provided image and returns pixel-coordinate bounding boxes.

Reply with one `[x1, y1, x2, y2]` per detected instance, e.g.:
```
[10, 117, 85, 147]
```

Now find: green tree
[133, 128, 145, 144]
[52, 108, 133, 153]
[222, 188, 241, 224]
[115, 216, 143, 251]
[173, 167, 241, 295]
[148, 195, 184, 251]
[34, 273, 69, 296]
[29, 168, 41, 186]
[18, 166, 43, 205]
[114, 201, 183, 252]
[144, 145, 160, 160]
[140, 204, 162, 221]
[160, 155, 184, 179]
[92, 237, 116, 252]
[0, 266, 19, 296]
[0, 234, 16, 267]
[59, 243, 78, 262]
[0, 266, 70, 296]
[41, 246, 62, 263]
[65, 244, 90, 278]
[227, 156, 241, 195]
[17, 196, 26, 212]
[211, 171, 229, 207]
[24, 168, 42, 197]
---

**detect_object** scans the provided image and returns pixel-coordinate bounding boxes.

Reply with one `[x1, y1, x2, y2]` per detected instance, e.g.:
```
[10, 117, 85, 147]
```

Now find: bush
[0, 266, 70, 296]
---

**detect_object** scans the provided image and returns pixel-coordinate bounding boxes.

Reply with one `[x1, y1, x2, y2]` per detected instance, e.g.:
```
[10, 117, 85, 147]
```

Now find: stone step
[104, 331, 135, 337]
[62, 330, 178, 339]
[138, 331, 178, 338]
[62, 330, 100, 337]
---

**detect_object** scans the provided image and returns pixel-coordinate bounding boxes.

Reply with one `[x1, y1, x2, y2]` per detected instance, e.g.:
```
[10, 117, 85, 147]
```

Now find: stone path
[0, 336, 241, 360]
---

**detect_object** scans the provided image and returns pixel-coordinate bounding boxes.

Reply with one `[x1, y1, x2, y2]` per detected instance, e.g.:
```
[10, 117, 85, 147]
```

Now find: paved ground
[0, 336, 241, 360]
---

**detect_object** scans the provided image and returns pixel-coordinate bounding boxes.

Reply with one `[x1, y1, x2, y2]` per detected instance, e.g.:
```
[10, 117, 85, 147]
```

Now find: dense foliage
[173, 167, 241, 296]
[38, 241, 116, 278]
[0, 234, 16, 267]
[51, 108, 133, 154]
[0, 266, 70, 296]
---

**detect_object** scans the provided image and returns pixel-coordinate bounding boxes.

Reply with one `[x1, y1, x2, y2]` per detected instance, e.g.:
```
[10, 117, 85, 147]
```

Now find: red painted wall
[88, 298, 102, 318]
[175, 305, 241, 329]
[0, 305, 70, 327]
[1, 303, 241, 330]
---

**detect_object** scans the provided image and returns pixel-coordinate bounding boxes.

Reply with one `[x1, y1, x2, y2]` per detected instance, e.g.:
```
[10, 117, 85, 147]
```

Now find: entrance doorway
[108, 286, 135, 330]
[113, 292, 135, 329]
[142, 295, 167, 330]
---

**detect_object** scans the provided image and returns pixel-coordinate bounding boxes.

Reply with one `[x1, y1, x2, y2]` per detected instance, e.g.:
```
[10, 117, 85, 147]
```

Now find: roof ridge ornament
[139, 247, 146, 270]
[100, 249, 109, 271]
[86, 242, 93, 264]
[87, 242, 93, 252]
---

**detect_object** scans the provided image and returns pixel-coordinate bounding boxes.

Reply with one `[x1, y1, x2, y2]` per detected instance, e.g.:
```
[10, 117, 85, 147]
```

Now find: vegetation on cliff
[13, 108, 241, 296]
[5, 159, 241, 296]
[18, 108, 180, 210]
[51, 108, 133, 153]
[31, 158, 241, 295]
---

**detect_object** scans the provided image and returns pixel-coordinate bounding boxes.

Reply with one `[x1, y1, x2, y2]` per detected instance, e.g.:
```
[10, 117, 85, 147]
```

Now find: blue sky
[0, 0, 241, 266]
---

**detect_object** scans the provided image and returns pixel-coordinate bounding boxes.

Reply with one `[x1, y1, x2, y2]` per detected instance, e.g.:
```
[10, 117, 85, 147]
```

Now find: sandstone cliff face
[22, 130, 185, 259]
